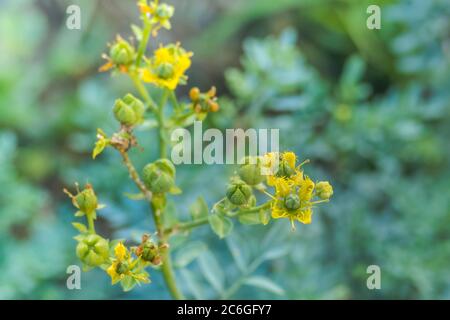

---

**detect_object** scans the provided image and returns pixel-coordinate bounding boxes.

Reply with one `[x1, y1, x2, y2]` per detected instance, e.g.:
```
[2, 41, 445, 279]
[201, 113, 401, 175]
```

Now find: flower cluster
[65, 0, 334, 297]
[221, 152, 333, 230]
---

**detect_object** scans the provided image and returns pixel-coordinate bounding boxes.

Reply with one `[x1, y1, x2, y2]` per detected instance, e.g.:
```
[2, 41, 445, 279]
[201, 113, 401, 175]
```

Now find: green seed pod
[284, 194, 301, 211]
[109, 38, 135, 66]
[226, 180, 253, 206]
[76, 234, 109, 267]
[315, 181, 333, 200]
[142, 161, 176, 194]
[156, 3, 174, 19]
[123, 93, 145, 121]
[113, 99, 137, 126]
[154, 158, 176, 177]
[156, 62, 175, 79]
[238, 157, 264, 186]
[75, 186, 98, 215]
[115, 261, 129, 274]
[276, 160, 296, 178]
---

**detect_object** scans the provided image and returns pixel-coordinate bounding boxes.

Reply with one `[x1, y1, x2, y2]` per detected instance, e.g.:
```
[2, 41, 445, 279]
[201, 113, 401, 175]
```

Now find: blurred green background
[0, 0, 449, 299]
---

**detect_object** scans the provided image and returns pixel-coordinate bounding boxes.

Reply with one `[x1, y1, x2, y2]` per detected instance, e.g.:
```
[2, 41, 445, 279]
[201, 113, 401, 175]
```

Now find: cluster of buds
[189, 87, 219, 119]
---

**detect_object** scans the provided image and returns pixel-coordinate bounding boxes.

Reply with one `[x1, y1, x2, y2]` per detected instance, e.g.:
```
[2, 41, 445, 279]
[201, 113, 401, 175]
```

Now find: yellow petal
[114, 242, 127, 260]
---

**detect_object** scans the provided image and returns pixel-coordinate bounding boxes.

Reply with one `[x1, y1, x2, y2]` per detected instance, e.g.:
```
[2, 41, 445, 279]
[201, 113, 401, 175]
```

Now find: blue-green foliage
[1, 0, 449, 299]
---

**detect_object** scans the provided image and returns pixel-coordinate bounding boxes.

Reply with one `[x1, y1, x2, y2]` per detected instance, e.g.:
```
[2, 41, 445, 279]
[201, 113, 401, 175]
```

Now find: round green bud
[123, 93, 145, 120]
[276, 160, 296, 178]
[75, 187, 98, 215]
[226, 180, 253, 206]
[116, 261, 129, 274]
[284, 194, 301, 211]
[156, 62, 175, 79]
[142, 162, 176, 194]
[109, 39, 135, 65]
[76, 234, 109, 267]
[141, 243, 158, 263]
[315, 181, 333, 200]
[238, 157, 264, 186]
[156, 3, 174, 19]
[113, 99, 137, 126]
[154, 158, 176, 177]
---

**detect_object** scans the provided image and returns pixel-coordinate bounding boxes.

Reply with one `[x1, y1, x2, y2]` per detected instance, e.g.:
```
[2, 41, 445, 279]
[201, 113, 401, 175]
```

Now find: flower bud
[75, 185, 98, 215]
[276, 160, 296, 178]
[156, 62, 175, 79]
[109, 37, 135, 66]
[238, 157, 265, 186]
[315, 181, 333, 200]
[189, 87, 200, 101]
[284, 194, 300, 211]
[226, 180, 253, 206]
[142, 159, 176, 194]
[123, 93, 145, 119]
[155, 3, 174, 19]
[113, 100, 137, 126]
[113, 94, 145, 126]
[76, 234, 109, 267]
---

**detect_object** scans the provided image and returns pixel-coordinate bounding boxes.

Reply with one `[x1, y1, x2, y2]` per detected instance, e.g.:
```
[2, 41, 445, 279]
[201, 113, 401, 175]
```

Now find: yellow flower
[141, 43, 192, 90]
[114, 242, 127, 260]
[106, 242, 150, 286]
[271, 174, 318, 229]
[263, 151, 300, 186]
[299, 176, 315, 201]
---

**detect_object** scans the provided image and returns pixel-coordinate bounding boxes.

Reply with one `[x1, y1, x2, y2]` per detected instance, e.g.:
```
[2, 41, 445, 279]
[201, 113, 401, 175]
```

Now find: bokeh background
[0, 0, 449, 299]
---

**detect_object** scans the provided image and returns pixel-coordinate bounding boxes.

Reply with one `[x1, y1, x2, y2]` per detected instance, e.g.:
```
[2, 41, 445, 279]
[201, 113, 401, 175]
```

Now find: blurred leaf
[198, 251, 225, 294]
[189, 197, 209, 220]
[208, 214, 233, 238]
[243, 276, 285, 296]
[174, 241, 207, 268]
[71, 222, 87, 233]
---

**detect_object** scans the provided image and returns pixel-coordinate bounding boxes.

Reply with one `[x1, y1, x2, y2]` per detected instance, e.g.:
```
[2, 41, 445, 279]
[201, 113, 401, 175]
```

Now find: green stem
[135, 18, 152, 67]
[165, 202, 273, 234]
[130, 72, 158, 112]
[169, 90, 182, 112]
[119, 148, 183, 299]
[151, 202, 185, 300]
[87, 214, 96, 234]
[157, 89, 169, 158]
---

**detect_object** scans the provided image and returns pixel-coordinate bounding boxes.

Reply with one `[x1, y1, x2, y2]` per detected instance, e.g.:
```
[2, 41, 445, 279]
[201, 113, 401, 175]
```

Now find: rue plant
[64, 0, 333, 298]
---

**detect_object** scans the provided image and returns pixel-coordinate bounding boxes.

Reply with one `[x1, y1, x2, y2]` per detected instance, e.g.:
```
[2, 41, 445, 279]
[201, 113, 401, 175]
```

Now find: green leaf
[208, 214, 233, 238]
[238, 212, 261, 225]
[226, 236, 247, 272]
[198, 251, 224, 294]
[92, 138, 108, 159]
[190, 197, 209, 220]
[262, 244, 290, 261]
[74, 211, 85, 217]
[72, 222, 88, 233]
[180, 269, 205, 299]
[131, 24, 143, 41]
[123, 192, 146, 201]
[174, 241, 207, 268]
[121, 275, 138, 292]
[169, 185, 182, 195]
[243, 276, 285, 296]
[162, 200, 179, 229]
